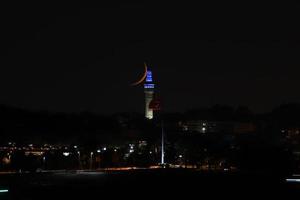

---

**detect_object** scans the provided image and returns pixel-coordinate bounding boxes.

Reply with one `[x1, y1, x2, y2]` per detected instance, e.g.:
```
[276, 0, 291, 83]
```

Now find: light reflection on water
[286, 175, 300, 183]
[286, 178, 300, 182]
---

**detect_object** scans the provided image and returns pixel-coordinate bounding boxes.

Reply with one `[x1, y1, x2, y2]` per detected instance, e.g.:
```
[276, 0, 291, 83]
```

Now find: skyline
[1, 4, 300, 199]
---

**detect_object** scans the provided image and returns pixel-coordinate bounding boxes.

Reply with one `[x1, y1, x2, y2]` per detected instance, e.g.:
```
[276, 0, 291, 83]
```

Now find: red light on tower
[149, 98, 161, 111]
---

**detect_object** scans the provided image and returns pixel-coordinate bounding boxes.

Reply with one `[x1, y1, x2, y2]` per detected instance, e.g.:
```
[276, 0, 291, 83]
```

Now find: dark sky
[1, 3, 300, 114]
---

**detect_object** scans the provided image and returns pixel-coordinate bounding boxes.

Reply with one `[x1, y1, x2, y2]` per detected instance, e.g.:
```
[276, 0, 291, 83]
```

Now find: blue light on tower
[146, 71, 153, 82]
[144, 69, 154, 89]
[144, 84, 154, 89]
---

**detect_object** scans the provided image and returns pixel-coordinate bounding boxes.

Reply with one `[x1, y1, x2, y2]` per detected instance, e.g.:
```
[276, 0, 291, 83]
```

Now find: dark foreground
[0, 169, 300, 199]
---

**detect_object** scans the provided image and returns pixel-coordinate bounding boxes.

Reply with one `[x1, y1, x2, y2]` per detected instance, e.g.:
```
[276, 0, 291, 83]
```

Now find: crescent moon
[131, 63, 148, 86]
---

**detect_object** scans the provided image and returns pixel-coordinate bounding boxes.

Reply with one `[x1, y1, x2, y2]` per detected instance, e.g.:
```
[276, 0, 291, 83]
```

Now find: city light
[63, 152, 70, 156]
[286, 179, 300, 183]
[146, 71, 153, 82]
[97, 149, 101, 153]
[144, 84, 155, 89]
[103, 147, 107, 151]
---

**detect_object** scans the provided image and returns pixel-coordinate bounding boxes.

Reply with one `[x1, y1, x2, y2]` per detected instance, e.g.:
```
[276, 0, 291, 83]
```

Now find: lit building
[181, 120, 256, 134]
[144, 68, 155, 119]
[182, 120, 218, 133]
[131, 63, 156, 119]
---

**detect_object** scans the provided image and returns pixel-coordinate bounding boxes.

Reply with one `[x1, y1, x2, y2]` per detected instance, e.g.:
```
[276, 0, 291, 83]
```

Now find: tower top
[146, 70, 153, 83]
[144, 64, 154, 89]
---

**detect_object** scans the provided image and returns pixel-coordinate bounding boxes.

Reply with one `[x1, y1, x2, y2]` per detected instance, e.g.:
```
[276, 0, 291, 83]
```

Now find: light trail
[286, 179, 300, 183]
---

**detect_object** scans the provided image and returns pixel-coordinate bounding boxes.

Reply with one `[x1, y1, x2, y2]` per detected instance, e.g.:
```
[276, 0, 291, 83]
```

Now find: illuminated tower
[144, 68, 155, 119]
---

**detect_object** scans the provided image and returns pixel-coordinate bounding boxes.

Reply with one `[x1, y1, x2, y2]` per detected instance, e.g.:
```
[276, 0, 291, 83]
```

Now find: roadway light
[63, 152, 70, 156]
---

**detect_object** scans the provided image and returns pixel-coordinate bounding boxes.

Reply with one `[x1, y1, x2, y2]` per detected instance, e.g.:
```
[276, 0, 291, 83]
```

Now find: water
[1, 169, 300, 199]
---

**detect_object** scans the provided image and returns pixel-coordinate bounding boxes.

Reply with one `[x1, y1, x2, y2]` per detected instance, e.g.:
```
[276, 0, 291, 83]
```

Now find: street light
[78, 151, 82, 170]
[90, 152, 94, 170]
[43, 156, 46, 169]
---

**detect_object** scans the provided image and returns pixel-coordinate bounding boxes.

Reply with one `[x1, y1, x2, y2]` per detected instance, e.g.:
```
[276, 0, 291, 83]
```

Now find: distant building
[181, 120, 211, 133]
[181, 120, 256, 134]
[281, 128, 300, 138]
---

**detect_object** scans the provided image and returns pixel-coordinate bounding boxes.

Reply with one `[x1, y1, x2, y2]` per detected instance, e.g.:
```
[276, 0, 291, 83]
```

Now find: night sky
[1, 3, 300, 114]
